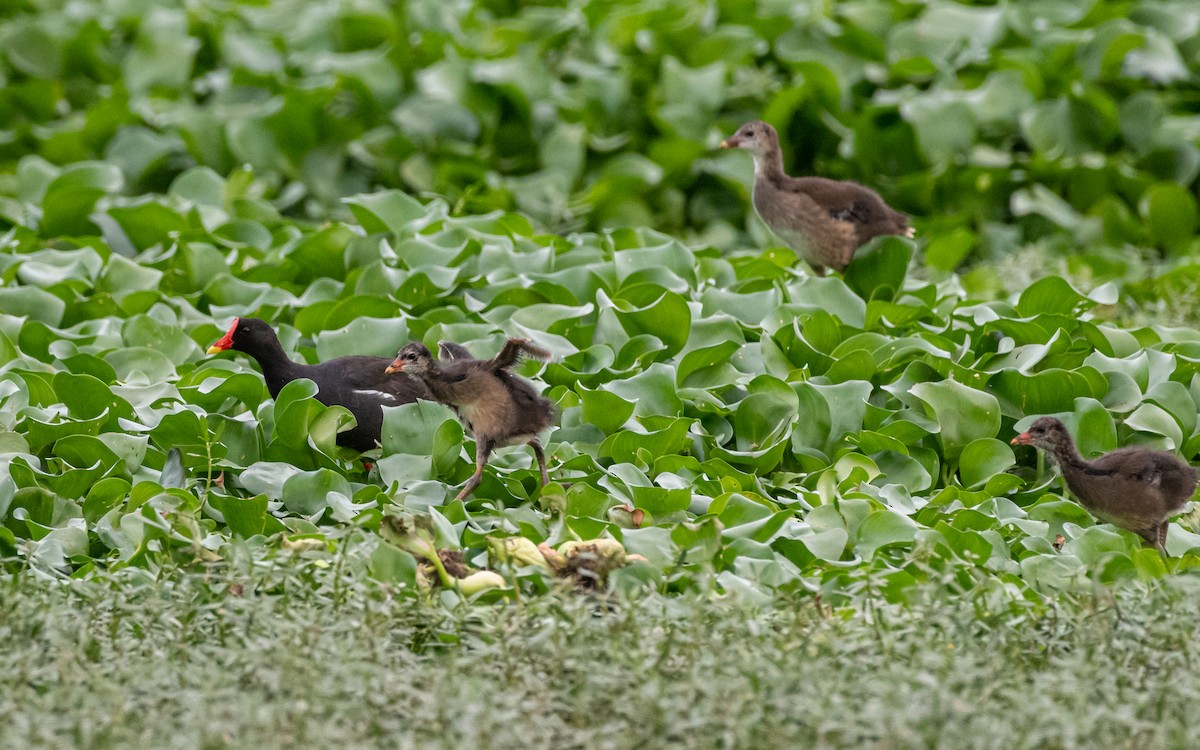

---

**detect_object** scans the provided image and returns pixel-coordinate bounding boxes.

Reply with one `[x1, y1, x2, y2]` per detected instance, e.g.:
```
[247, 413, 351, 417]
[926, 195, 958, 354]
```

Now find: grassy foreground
[2, 564, 1199, 750]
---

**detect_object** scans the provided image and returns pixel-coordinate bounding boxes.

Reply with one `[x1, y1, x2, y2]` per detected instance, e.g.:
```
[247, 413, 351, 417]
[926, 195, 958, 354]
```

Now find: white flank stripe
[354, 389, 397, 402]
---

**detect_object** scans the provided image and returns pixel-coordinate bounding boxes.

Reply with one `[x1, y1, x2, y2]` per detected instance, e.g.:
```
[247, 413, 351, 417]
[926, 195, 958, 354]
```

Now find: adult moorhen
[1012, 416, 1199, 552]
[206, 317, 433, 452]
[721, 120, 914, 275]
[386, 338, 555, 500]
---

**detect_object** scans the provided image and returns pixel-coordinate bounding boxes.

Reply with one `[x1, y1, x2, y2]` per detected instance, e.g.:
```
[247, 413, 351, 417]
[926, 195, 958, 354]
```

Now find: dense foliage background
[2, 0, 1200, 746]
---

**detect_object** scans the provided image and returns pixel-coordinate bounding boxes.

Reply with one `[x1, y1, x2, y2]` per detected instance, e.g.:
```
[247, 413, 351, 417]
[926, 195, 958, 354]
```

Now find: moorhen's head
[1011, 416, 1073, 453]
[720, 120, 779, 158]
[386, 342, 435, 376]
[207, 317, 279, 356]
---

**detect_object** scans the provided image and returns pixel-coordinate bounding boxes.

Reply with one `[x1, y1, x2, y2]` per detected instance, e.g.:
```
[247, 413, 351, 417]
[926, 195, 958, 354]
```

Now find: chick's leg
[456, 438, 493, 501]
[529, 438, 549, 486]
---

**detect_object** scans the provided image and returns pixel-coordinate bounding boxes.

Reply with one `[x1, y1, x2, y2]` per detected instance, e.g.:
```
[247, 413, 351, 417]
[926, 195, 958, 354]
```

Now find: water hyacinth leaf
[82, 478, 131, 524]
[923, 226, 976, 272]
[1139, 182, 1197, 248]
[150, 410, 208, 452]
[802, 528, 850, 562]
[958, 439, 1015, 489]
[237, 462, 304, 500]
[170, 166, 225, 206]
[159, 448, 185, 489]
[911, 380, 1001, 464]
[24, 410, 109, 454]
[606, 364, 684, 418]
[39, 162, 123, 237]
[843, 236, 912, 302]
[578, 385, 636, 435]
[1142, 380, 1198, 438]
[855, 509, 919, 559]
[1066, 525, 1133, 566]
[989, 368, 1105, 417]
[281, 469, 352, 516]
[1016, 276, 1091, 317]
[50, 436, 123, 476]
[106, 202, 189, 251]
[670, 517, 723, 563]
[1124, 403, 1184, 449]
[789, 384, 834, 457]
[181, 372, 267, 412]
[208, 494, 269, 538]
[53, 371, 127, 421]
[381, 400, 462, 476]
[315, 317, 413, 360]
[607, 290, 691, 357]
[368, 540, 419, 586]
[345, 190, 428, 235]
[270, 380, 326, 450]
[0, 287, 66, 327]
[734, 377, 798, 451]
[286, 224, 355, 284]
[601, 417, 693, 464]
[676, 341, 741, 386]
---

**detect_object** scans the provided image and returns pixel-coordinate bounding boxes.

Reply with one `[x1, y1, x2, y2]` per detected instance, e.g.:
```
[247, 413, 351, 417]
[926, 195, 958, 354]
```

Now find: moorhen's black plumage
[386, 339, 555, 500]
[721, 120, 914, 275]
[206, 317, 432, 452]
[1012, 416, 1199, 552]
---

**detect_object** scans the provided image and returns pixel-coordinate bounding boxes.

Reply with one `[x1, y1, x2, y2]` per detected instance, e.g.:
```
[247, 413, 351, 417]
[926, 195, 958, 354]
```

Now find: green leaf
[844, 236, 907, 301]
[281, 469, 351, 516]
[911, 379, 1001, 464]
[606, 290, 691, 357]
[1140, 182, 1198, 248]
[958, 439, 1015, 489]
[209, 494, 269, 538]
[346, 190, 428, 234]
[578, 385, 635, 435]
[1016, 277, 1090, 317]
[39, 162, 123, 237]
[368, 541, 418, 586]
[855, 509, 919, 559]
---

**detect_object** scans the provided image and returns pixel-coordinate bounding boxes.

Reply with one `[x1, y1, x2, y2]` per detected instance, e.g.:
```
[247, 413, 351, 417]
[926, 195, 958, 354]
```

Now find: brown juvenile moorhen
[721, 120, 914, 275]
[1012, 416, 1199, 552]
[207, 317, 432, 452]
[385, 339, 555, 500]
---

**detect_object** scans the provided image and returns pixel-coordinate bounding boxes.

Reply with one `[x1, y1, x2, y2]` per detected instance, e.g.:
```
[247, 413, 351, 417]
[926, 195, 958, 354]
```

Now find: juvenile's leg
[1135, 523, 1168, 554]
[529, 438, 549, 486]
[1156, 521, 1170, 555]
[456, 439, 493, 501]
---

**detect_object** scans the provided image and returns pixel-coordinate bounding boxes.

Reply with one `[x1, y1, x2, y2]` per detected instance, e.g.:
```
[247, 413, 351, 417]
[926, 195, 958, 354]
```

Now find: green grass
[4, 564, 1200, 749]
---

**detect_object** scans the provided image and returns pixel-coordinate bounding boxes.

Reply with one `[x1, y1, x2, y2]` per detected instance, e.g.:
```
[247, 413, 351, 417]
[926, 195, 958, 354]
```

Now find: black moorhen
[721, 120, 914, 275]
[386, 338, 555, 500]
[206, 317, 433, 452]
[1012, 416, 1199, 552]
